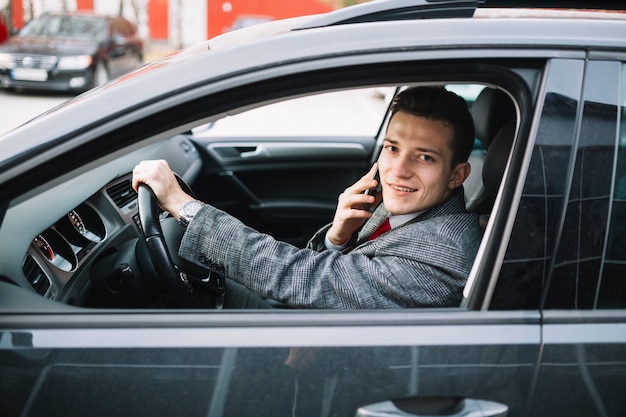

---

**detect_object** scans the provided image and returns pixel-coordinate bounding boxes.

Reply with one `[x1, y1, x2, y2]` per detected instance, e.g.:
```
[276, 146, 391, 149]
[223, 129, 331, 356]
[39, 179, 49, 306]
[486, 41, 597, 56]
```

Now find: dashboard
[1, 134, 202, 307]
[23, 174, 143, 305]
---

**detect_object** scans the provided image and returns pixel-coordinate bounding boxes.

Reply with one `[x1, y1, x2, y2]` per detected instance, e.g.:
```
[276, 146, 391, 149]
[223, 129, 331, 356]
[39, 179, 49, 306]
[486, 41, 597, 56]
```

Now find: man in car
[132, 86, 481, 309]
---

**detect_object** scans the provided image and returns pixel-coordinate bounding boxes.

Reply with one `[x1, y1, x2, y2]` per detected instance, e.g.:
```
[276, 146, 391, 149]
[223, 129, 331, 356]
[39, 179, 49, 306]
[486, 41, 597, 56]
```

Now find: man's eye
[385, 145, 397, 152]
[419, 154, 434, 162]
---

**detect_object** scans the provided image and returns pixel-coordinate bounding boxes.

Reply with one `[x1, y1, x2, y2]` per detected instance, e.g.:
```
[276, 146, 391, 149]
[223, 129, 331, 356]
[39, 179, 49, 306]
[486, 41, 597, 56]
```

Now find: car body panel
[1, 310, 540, 417]
[534, 311, 626, 416]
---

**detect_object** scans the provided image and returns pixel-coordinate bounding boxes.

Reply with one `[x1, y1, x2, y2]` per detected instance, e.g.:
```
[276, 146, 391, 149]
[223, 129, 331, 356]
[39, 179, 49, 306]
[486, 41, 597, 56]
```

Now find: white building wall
[93, 0, 118, 15]
[170, 0, 205, 49]
[24, 0, 77, 19]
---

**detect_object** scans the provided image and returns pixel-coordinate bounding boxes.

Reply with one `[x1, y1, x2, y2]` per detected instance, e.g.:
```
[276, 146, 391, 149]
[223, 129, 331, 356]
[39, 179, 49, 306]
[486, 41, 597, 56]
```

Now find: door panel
[185, 88, 391, 247]
[0, 310, 540, 417]
[533, 314, 626, 417]
[190, 138, 374, 247]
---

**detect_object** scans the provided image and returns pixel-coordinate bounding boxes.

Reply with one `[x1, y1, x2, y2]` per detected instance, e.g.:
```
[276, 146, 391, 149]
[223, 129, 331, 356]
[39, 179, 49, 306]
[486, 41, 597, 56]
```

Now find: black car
[1, 1, 625, 416]
[0, 11, 143, 92]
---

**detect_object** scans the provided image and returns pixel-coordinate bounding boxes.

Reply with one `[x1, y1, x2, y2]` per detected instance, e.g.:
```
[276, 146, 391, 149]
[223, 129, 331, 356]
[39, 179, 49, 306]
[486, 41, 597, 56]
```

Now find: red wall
[76, 0, 94, 11]
[10, 0, 23, 29]
[149, 0, 169, 40]
[207, 0, 333, 39]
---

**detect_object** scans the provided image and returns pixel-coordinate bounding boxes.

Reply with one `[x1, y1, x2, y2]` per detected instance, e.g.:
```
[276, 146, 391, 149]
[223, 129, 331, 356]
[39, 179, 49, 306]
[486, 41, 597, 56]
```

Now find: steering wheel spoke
[137, 182, 221, 308]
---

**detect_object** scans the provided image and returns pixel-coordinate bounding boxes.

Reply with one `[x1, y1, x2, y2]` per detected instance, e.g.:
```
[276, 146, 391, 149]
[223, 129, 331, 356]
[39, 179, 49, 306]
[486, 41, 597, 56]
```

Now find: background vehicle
[0, 1, 625, 416]
[0, 11, 143, 92]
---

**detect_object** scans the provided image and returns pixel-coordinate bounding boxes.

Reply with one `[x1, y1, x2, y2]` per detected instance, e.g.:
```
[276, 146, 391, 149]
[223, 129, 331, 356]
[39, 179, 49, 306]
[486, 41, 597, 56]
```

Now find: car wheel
[93, 61, 110, 87]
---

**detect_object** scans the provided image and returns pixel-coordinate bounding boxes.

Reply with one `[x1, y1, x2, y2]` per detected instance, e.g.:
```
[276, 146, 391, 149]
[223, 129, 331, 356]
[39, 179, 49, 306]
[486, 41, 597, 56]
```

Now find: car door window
[541, 60, 621, 310]
[490, 59, 585, 310]
[115, 18, 133, 36]
[595, 61, 626, 309]
[507, 59, 623, 310]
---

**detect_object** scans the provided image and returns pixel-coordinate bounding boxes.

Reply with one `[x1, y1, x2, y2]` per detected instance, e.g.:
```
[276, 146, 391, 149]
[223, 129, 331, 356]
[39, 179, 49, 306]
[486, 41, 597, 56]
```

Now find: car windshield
[20, 14, 106, 40]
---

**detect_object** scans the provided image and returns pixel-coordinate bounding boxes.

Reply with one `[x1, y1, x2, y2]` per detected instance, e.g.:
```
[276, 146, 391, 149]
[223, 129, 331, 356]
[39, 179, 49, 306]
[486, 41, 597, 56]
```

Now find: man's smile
[388, 183, 417, 193]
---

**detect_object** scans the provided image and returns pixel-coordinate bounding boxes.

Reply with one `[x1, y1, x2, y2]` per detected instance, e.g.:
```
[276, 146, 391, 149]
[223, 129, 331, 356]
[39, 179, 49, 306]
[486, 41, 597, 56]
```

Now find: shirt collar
[387, 211, 422, 229]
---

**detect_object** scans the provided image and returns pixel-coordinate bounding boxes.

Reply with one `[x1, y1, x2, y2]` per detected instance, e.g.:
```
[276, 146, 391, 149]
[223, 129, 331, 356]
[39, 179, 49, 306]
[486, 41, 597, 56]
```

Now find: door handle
[239, 146, 261, 158]
[355, 397, 508, 417]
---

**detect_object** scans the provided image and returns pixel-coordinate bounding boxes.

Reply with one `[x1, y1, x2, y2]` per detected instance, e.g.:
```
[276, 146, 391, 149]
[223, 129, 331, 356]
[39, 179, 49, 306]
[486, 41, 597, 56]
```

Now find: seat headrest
[471, 88, 516, 148]
[483, 120, 516, 201]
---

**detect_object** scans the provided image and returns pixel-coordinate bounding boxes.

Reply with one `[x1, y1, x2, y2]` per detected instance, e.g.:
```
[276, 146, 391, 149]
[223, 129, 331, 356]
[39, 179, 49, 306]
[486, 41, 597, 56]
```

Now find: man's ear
[449, 162, 471, 189]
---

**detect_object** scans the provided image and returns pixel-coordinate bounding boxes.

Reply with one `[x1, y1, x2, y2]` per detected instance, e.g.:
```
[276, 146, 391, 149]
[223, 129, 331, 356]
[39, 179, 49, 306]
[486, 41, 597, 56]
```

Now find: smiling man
[132, 86, 481, 309]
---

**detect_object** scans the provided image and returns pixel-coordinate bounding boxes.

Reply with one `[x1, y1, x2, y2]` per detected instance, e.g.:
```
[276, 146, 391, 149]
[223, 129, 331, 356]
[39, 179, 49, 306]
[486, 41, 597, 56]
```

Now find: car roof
[1, 2, 625, 186]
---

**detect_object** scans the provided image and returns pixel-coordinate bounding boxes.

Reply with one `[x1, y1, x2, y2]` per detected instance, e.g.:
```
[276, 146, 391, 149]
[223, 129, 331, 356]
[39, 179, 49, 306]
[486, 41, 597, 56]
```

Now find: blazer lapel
[355, 204, 390, 245]
[351, 187, 468, 248]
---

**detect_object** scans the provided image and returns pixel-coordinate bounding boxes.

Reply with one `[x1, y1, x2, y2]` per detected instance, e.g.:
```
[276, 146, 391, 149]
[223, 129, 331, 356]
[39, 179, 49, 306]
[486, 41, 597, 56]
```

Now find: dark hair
[390, 86, 475, 166]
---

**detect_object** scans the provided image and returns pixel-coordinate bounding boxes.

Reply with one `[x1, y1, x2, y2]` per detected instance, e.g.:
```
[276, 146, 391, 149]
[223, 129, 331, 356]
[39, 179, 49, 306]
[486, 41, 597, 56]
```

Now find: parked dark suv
[0, 11, 143, 92]
[0, 1, 625, 416]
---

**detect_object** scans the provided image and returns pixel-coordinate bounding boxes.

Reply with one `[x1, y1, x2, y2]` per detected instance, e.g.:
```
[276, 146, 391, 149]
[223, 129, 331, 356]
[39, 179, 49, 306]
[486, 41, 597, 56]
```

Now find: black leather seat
[478, 119, 517, 230]
[465, 87, 516, 213]
[483, 120, 516, 208]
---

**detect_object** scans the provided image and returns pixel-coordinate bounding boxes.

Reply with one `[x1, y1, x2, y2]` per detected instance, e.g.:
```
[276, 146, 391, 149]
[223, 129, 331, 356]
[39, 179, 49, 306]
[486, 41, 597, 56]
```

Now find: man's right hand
[326, 163, 381, 246]
[132, 159, 195, 221]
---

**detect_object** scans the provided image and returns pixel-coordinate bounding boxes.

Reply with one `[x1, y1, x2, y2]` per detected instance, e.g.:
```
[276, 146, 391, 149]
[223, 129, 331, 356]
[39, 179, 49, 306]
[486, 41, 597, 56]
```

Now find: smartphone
[363, 165, 381, 197]
[363, 164, 381, 210]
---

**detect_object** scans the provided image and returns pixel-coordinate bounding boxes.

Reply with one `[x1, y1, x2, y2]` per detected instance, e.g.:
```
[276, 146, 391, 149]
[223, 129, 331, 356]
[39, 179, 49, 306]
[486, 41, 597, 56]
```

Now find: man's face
[378, 111, 469, 215]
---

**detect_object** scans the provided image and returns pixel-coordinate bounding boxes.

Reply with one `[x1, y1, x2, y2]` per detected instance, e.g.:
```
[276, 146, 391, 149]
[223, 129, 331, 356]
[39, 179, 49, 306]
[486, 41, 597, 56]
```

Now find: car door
[184, 87, 394, 248]
[527, 59, 626, 416]
[1, 52, 545, 417]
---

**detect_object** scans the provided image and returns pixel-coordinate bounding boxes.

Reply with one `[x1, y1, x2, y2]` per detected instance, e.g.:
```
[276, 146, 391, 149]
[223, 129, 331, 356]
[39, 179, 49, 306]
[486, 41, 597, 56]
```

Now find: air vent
[23, 256, 51, 296]
[106, 179, 137, 209]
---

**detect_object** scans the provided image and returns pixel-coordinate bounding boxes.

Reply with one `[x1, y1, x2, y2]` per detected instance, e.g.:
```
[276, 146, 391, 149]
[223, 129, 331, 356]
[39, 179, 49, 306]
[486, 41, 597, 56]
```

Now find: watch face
[183, 200, 203, 216]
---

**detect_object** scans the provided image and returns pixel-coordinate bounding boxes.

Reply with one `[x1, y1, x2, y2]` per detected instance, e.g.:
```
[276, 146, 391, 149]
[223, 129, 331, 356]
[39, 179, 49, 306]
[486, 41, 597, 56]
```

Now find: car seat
[478, 119, 517, 230]
[465, 87, 516, 212]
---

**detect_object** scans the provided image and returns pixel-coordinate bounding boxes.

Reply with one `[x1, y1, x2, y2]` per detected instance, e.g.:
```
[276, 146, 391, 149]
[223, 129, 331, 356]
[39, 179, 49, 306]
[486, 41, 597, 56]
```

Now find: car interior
[0, 80, 518, 311]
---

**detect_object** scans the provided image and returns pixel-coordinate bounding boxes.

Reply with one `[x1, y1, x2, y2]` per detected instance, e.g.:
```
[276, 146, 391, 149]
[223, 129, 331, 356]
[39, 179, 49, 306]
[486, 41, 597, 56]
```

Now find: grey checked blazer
[180, 188, 481, 309]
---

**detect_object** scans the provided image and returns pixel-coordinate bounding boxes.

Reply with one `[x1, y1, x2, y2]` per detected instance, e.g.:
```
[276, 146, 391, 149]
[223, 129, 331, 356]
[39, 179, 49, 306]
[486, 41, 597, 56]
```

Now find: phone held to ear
[363, 164, 381, 210]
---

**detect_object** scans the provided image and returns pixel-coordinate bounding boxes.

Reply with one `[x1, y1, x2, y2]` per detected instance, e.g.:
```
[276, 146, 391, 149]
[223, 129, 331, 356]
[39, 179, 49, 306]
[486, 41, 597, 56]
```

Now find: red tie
[368, 217, 391, 241]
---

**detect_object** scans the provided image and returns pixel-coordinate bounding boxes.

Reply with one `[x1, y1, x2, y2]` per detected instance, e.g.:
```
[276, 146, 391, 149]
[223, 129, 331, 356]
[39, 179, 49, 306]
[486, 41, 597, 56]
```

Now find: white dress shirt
[324, 211, 423, 251]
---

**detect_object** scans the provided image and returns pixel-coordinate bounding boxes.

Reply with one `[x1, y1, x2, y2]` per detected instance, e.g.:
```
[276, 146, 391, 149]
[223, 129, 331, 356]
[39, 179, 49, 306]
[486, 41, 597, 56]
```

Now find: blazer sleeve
[179, 204, 480, 309]
[306, 223, 359, 253]
[306, 223, 331, 252]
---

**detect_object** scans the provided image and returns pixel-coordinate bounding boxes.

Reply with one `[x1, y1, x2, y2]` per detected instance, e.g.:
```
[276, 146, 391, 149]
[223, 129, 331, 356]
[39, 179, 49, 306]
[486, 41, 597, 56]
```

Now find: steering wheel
[137, 179, 221, 308]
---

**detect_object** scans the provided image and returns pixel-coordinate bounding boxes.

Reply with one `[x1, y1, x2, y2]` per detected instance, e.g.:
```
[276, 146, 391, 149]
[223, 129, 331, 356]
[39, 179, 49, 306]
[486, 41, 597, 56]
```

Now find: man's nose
[391, 155, 413, 178]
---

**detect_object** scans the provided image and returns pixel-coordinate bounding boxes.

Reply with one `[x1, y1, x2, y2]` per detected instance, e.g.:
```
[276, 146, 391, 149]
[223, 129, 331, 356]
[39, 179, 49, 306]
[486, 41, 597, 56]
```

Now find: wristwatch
[178, 200, 205, 227]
